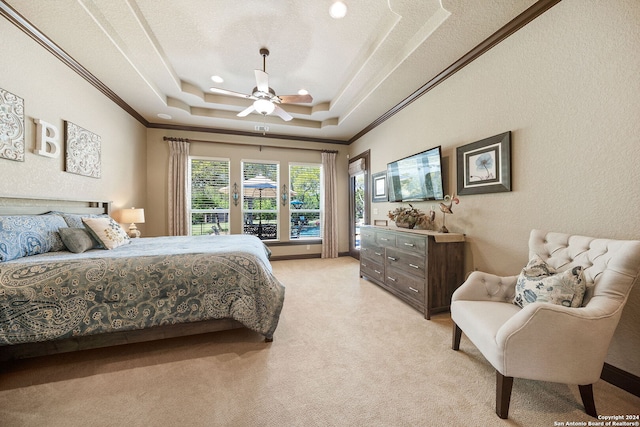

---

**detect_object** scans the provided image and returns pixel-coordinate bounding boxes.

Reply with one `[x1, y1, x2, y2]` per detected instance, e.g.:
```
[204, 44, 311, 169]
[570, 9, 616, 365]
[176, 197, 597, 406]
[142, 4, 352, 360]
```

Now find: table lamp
[121, 207, 145, 238]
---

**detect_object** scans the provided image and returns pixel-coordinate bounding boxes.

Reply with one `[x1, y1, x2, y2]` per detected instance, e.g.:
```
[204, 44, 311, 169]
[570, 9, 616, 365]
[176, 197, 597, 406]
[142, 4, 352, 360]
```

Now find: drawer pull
[408, 286, 419, 293]
[380, 237, 389, 241]
[404, 242, 415, 247]
[374, 270, 382, 274]
[408, 263, 420, 269]
[387, 256, 397, 261]
[374, 252, 383, 256]
[362, 263, 367, 267]
[387, 276, 396, 282]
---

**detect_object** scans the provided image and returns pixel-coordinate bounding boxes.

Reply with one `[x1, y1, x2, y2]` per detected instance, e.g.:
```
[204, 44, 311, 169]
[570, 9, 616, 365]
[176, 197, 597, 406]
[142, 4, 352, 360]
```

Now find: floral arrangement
[387, 195, 461, 233]
[388, 204, 436, 230]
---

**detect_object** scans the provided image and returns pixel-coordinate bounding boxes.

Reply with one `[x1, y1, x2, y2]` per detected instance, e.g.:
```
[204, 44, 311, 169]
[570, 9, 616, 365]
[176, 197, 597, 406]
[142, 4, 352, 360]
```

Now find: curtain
[321, 151, 338, 258]
[167, 139, 190, 236]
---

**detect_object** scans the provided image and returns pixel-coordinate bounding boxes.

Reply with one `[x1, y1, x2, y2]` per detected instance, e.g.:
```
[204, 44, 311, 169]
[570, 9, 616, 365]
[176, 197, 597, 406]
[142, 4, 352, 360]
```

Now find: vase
[395, 219, 414, 229]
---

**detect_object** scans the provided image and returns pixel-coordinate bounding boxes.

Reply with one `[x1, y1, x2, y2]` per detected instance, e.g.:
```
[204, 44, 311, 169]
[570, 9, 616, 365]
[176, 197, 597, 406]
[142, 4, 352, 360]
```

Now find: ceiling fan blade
[255, 70, 269, 93]
[210, 87, 254, 99]
[278, 94, 313, 104]
[237, 105, 255, 117]
[273, 105, 293, 122]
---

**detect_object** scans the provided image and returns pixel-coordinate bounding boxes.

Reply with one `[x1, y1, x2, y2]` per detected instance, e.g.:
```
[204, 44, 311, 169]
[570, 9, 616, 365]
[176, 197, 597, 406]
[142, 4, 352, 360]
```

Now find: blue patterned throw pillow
[513, 255, 586, 308]
[0, 214, 68, 262]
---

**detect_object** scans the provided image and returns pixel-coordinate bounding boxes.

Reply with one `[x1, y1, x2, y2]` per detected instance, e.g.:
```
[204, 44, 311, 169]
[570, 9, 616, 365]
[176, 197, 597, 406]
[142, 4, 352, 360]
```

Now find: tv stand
[359, 225, 465, 319]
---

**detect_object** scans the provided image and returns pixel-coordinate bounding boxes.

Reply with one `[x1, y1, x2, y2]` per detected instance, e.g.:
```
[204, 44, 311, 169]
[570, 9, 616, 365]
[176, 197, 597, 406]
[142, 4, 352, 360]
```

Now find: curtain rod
[163, 136, 338, 154]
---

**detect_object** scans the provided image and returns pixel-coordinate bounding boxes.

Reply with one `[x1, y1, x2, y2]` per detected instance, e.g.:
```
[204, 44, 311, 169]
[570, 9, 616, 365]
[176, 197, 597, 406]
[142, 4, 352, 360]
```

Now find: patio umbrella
[241, 175, 278, 208]
[219, 175, 279, 239]
[219, 175, 278, 207]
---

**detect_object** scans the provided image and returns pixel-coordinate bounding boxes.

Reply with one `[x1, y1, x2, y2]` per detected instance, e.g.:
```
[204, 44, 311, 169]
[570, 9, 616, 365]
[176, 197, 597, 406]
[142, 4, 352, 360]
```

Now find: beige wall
[145, 128, 350, 257]
[0, 18, 147, 223]
[350, 0, 640, 376]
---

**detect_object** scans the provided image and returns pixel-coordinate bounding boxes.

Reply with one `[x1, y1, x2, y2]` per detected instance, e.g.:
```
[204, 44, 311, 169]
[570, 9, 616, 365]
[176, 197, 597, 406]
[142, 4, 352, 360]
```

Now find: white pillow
[82, 217, 130, 250]
[513, 255, 585, 308]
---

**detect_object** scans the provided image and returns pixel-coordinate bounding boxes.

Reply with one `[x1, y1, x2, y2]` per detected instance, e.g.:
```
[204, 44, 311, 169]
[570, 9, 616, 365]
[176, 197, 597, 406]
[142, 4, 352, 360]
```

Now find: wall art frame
[0, 87, 25, 162]
[65, 121, 101, 178]
[372, 171, 387, 202]
[456, 131, 511, 195]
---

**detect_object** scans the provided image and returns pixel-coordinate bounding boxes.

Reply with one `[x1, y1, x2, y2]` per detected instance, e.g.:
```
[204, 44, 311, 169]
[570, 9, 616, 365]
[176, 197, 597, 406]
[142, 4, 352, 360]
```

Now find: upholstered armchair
[451, 229, 640, 419]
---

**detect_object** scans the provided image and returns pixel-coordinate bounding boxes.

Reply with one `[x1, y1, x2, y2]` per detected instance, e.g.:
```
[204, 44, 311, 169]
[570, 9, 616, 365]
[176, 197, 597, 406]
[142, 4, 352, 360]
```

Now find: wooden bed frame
[0, 196, 251, 362]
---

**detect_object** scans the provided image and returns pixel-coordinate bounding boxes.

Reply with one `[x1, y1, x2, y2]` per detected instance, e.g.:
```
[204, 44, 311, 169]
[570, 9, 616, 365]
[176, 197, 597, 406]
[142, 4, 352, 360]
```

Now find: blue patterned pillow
[513, 255, 586, 308]
[0, 214, 68, 262]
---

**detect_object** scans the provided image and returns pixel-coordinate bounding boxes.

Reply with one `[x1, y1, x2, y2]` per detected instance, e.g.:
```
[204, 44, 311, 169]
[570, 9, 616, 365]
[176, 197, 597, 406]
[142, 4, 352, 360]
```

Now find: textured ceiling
[5, 0, 538, 142]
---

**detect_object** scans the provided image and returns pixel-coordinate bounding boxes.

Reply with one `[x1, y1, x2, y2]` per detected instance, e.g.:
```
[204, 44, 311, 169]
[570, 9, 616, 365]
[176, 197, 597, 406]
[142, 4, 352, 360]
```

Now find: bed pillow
[59, 227, 99, 253]
[513, 255, 585, 308]
[82, 217, 131, 250]
[48, 211, 109, 228]
[0, 214, 68, 262]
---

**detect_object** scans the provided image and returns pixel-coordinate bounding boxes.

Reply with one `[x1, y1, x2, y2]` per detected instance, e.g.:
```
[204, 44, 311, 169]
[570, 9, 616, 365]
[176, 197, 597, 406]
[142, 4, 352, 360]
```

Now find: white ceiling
[5, 0, 538, 142]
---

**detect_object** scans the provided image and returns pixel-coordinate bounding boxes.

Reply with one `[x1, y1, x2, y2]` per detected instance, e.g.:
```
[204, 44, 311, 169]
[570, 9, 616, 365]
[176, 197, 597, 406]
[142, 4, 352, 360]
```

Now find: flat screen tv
[387, 146, 444, 202]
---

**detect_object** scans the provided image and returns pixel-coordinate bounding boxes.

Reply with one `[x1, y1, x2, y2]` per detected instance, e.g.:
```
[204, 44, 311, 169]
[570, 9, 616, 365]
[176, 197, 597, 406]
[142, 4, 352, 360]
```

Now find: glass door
[348, 151, 370, 259]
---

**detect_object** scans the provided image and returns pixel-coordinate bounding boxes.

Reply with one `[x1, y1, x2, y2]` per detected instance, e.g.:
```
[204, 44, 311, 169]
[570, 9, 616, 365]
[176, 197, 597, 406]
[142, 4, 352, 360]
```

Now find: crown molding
[1, 0, 561, 145]
[0, 1, 149, 126]
[348, 0, 562, 143]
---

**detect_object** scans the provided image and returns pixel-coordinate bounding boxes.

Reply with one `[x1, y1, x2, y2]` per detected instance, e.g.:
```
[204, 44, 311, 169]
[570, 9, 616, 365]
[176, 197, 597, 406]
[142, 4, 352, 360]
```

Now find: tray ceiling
[4, 0, 540, 142]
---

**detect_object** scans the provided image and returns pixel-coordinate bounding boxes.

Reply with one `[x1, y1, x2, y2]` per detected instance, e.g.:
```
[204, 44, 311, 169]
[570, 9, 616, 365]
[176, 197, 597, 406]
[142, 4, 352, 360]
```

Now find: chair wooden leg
[496, 371, 514, 419]
[452, 323, 462, 350]
[579, 384, 597, 418]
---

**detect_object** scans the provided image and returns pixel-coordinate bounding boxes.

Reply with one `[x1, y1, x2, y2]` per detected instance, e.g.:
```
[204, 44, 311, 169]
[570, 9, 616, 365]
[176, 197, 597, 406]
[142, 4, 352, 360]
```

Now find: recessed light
[157, 113, 172, 120]
[329, 1, 347, 19]
[211, 75, 224, 83]
[298, 89, 309, 96]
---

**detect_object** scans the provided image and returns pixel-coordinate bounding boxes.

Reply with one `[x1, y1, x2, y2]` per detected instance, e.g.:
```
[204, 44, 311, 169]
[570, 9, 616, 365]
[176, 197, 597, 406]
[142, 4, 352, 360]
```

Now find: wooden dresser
[359, 225, 465, 319]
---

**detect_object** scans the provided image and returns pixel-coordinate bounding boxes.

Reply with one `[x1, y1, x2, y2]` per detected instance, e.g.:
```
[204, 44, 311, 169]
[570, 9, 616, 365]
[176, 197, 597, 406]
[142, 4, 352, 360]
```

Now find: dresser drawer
[396, 233, 426, 254]
[385, 247, 426, 279]
[385, 268, 425, 306]
[361, 259, 384, 282]
[375, 231, 396, 247]
[360, 227, 376, 243]
[360, 246, 385, 264]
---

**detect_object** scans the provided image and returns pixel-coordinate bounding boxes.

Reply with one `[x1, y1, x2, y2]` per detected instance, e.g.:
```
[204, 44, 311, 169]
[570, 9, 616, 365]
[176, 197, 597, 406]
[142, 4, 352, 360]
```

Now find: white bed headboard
[0, 195, 111, 216]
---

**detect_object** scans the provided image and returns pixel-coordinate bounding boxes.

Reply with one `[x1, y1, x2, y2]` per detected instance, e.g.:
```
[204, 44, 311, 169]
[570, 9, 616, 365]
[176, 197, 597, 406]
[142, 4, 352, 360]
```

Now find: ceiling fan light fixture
[254, 99, 275, 115]
[330, 1, 347, 19]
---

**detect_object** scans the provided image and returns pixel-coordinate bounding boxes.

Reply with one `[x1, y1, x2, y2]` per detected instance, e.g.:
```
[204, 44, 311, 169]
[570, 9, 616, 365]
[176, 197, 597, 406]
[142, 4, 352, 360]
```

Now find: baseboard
[270, 252, 352, 261]
[270, 253, 322, 261]
[601, 363, 640, 397]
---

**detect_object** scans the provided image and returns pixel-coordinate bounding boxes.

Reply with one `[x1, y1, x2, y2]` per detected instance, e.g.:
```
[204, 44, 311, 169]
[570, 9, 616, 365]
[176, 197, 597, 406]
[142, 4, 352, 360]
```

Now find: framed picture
[65, 121, 101, 178]
[372, 171, 387, 202]
[0, 87, 25, 162]
[456, 131, 511, 195]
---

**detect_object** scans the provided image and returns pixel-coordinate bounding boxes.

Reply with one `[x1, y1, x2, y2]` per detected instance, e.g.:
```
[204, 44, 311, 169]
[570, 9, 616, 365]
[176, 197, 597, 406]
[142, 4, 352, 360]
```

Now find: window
[189, 157, 230, 236]
[242, 161, 279, 240]
[289, 163, 322, 239]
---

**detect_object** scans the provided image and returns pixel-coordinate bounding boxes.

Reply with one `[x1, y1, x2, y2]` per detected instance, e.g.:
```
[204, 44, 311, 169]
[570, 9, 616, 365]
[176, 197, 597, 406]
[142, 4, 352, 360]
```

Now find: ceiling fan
[210, 48, 313, 122]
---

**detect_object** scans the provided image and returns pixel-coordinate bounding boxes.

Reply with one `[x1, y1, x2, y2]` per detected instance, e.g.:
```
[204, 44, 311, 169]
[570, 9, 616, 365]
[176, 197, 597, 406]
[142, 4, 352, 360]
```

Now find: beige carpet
[0, 257, 638, 426]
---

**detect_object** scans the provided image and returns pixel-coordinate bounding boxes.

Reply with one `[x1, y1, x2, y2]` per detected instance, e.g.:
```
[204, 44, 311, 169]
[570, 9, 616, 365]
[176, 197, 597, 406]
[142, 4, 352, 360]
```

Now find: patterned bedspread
[0, 235, 285, 345]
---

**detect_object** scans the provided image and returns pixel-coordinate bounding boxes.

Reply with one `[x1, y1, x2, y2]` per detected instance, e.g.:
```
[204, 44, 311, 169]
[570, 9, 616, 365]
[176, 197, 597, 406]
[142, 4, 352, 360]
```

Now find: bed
[0, 196, 285, 361]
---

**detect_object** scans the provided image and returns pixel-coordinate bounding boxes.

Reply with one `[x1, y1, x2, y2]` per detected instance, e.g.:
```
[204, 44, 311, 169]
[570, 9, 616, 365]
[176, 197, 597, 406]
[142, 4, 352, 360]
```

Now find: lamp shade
[121, 207, 145, 224]
[253, 99, 275, 115]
